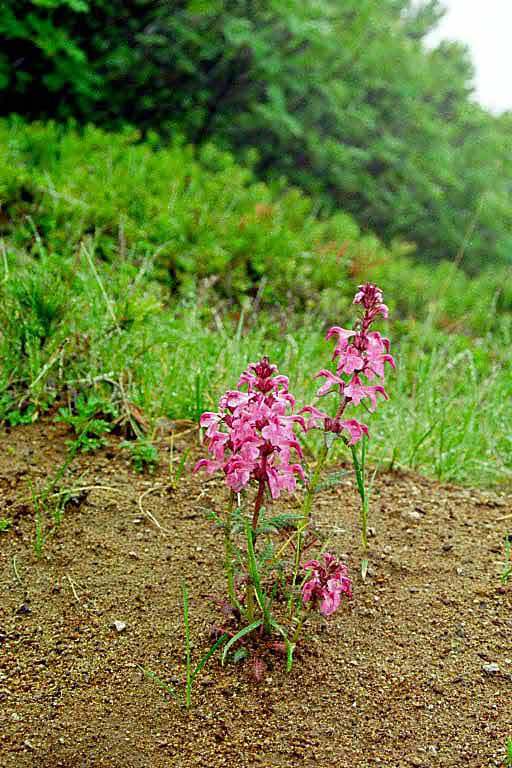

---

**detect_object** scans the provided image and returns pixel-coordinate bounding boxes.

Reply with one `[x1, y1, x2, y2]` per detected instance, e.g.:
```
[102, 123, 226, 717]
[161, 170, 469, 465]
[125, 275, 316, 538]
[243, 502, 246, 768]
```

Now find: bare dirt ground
[0, 422, 511, 768]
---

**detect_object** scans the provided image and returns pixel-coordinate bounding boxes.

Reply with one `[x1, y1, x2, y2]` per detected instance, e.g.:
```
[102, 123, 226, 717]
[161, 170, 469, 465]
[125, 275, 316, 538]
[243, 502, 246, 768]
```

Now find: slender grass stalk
[182, 582, 192, 709]
[245, 518, 272, 634]
[137, 666, 180, 701]
[221, 620, 263, 666]
[293, 438, 330, 584]
[351, 435, 369, 578]
[34, 510, 45, 557]
[244, 478, 266, 623]
[224, 494, 239, 609]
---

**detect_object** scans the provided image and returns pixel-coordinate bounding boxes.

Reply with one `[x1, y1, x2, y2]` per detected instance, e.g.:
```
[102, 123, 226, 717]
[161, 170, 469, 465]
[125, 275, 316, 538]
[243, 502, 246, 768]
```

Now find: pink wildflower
[194, 357, 305, 499]
[302, 283, 394, 443]
[301, 553, 352, 616]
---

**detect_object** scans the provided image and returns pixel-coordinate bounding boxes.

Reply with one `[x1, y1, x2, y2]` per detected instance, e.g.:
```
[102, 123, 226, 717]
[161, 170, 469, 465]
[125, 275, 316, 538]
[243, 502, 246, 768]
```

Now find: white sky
[427, 0, 512, 113]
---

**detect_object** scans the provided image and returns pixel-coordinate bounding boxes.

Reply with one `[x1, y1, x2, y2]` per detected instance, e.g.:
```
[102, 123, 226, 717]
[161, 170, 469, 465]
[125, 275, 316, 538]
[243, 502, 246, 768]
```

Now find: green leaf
[137, 666, 180, 702]
[191, 633, 228, 681]
[221, 620, 262, 666]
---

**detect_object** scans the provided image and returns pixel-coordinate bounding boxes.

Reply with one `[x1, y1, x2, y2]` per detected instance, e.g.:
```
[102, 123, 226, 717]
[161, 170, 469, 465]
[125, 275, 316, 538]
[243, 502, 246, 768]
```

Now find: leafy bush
[0, 119, 393, 310]
[1, 2, 511, 271]
[1, 120, 511, 332]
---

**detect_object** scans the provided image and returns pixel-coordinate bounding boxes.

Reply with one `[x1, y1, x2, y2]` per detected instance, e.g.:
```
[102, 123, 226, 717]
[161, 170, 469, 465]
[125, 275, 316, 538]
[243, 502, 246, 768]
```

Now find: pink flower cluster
[301, 553, 352, 616]
[194, 357, 305, 499]
[302, 283, 395, 444]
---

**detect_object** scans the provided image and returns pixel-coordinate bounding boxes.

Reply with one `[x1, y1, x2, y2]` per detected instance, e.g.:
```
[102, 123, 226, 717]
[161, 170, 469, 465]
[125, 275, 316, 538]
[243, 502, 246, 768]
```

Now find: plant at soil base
[121, 437, 159, 473]
[58, 395, 116, 453]
[300, 283, 394, 577]
[193, 282, 393, 671]
[28, 441, 79, 556]
[0, 518, 12, 532]
[195, 355, 355, 671]
[195, 355, 311, 651]
[139, 583, 227, 709]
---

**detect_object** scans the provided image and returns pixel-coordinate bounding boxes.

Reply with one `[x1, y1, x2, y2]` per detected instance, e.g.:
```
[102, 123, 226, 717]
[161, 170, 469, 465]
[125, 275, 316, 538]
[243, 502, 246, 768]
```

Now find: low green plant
[0, 518, 12, 532]
[58, 395, 115, 452]
[140, 583, 227, 709]
[33, 509, 46, 558]
[122, 438, 159, 473]
[28, 443, 78, 556]
[195, 353, 353, 677]
[169, 447, 189, 491]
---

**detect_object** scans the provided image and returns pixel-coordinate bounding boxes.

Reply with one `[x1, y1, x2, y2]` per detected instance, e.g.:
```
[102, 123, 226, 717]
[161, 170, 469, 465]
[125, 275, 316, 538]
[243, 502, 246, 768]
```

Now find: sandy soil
[0, 422, 511, 768]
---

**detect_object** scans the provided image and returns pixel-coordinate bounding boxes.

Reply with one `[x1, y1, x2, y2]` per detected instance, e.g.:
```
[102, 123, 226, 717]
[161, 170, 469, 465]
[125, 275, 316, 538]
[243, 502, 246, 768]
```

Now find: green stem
[293, 439, 330, 584]
[291, 608, 306, 646]
[252, 478, 265, 533]
[245, 479, 266, 625]
[351, 436, 369, 571]
[246, 581, 255, 623]
[245, 518, 272, 634]
[224, 493, 238, 609]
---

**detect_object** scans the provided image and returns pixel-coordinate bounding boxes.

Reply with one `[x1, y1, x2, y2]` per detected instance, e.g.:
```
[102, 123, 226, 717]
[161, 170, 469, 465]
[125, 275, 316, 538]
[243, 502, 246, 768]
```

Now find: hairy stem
[252, 478, 266, 533]
[246, 479, 266, 624]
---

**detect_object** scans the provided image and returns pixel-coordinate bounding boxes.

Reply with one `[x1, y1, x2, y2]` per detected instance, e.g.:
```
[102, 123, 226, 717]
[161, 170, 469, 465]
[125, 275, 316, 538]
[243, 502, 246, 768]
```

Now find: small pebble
[482, 663, 499, 675]
[112, 620, 127, 634]
[402, 510, 422, 522]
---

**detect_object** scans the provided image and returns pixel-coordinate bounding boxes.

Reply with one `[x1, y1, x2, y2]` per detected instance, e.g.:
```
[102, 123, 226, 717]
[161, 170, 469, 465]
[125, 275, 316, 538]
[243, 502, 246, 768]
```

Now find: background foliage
[1, 0, 511, 271]
[0, 120, 511, 485]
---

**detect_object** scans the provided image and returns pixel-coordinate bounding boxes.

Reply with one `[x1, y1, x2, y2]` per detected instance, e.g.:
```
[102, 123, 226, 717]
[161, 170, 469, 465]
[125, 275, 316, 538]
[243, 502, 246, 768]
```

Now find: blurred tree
[0, 0, 510, 270]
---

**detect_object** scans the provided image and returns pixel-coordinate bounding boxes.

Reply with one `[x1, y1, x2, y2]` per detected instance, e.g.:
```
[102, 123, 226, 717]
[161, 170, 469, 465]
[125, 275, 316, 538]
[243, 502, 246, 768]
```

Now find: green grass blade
[221, 620, 262, 666]
[191, 633, 229, 682]
[137, 665, 180, 702]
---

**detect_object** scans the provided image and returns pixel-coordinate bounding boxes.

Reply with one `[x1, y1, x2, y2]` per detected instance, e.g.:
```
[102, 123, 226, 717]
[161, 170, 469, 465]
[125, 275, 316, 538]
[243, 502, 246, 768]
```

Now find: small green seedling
[33, 510, 46, 558]
[122, 438, 159, 473]
[58, 394, 115, 452]
[169, 447, 189, 490]
[29, 444, 78, 556]
[0, 518, 12, 532]
[140, 583, 227, 709]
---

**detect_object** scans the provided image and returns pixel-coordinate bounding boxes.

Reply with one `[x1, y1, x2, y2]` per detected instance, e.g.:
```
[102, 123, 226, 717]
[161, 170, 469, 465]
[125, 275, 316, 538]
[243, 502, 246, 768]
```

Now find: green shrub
[1, 119, 510, 334]
[1, 2, 511, 271]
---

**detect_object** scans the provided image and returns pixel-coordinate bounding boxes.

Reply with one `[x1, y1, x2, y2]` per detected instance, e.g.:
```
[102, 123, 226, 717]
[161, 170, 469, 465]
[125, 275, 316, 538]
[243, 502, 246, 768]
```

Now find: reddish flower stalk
[301, 282, 395, 443]
[195, 357, 306, 529]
